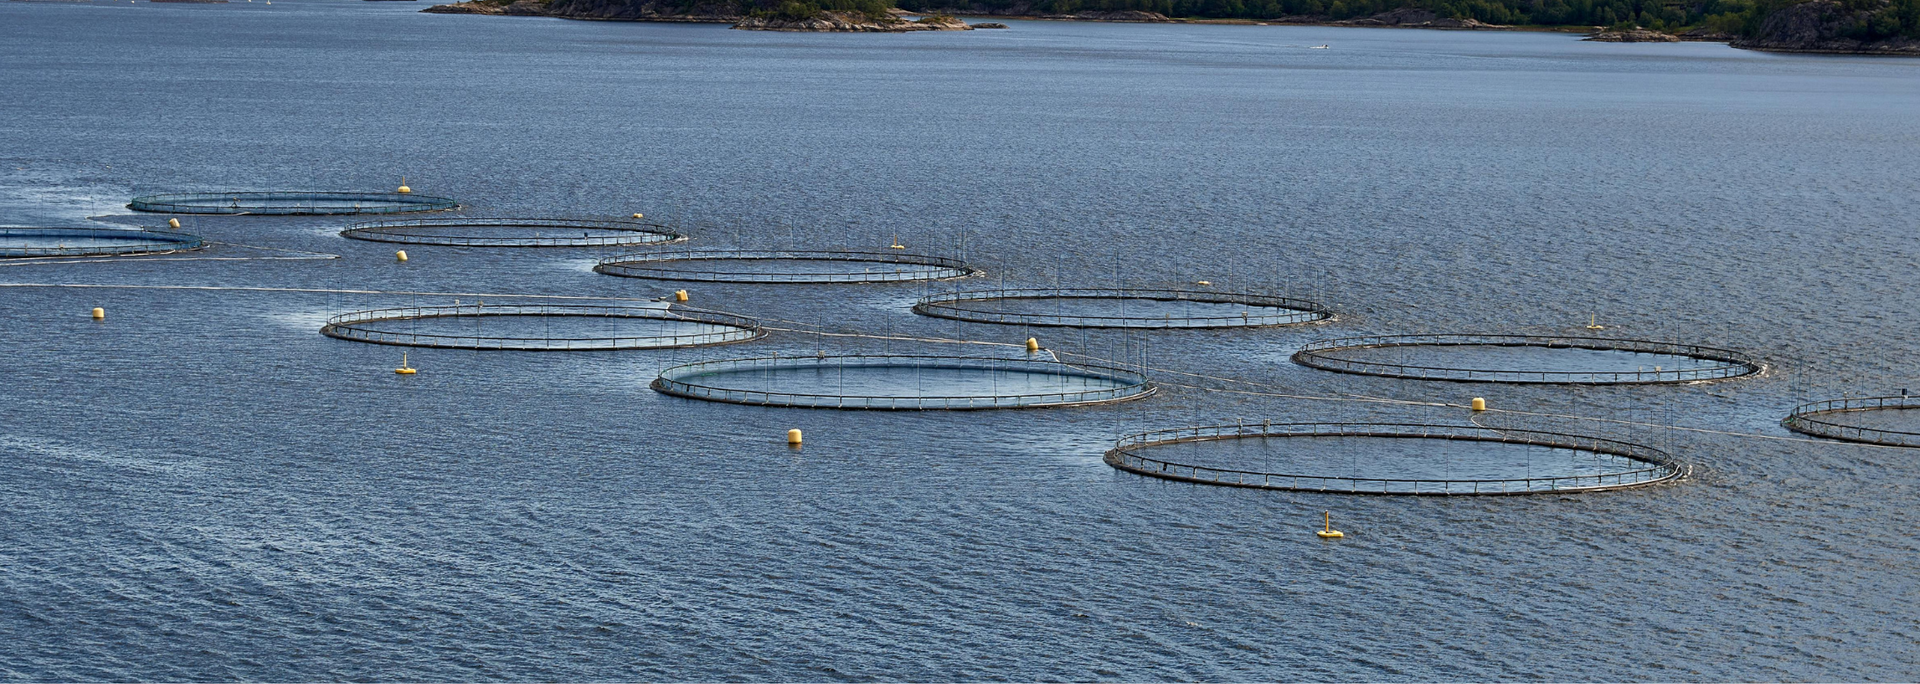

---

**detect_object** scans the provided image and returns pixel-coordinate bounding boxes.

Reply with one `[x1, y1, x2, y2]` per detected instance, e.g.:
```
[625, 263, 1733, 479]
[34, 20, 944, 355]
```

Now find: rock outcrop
[732, 10, 974, 30]
[1730, 0, 1920, 54]
[422, 0, 553, 14]
[891, 3, 1171, 21]
[422, 0, 1006, 26]
[425, 0, 752, 21]
[540, 0, 745, 20]
[1585, 27, 1680, 41]
[1677, 26, 1736, 41]
[1050, 9, 1171, 21]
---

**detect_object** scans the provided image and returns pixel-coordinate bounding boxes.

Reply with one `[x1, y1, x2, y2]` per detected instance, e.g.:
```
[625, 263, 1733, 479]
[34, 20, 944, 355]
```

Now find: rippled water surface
[3, 1, 1919, 680]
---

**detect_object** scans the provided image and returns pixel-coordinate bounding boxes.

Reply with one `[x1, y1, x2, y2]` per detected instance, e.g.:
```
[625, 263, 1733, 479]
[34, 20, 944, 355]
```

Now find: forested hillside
[895, 0, 1919, 40]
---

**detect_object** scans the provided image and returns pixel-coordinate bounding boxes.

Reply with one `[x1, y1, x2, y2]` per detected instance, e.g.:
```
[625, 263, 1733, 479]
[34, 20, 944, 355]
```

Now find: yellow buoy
[396, 176, 410, 194]
[674, 290, 689, 302]
[889, 234, 906, 250]
[167, 218, 180, 229]
[91, 307, 105, 320]
[395, 250, 408, 262]
[1025, 337, 1040, 353]
[787, 428, 803, 445]
[632, 213, 644, 219]
[395, 352, 416, 375]
[1316, 511, 1343, 539]
[1196, 280, 1212, 286]
[1471, 397, 1486, 412]
[1586, 314, 1605, 330]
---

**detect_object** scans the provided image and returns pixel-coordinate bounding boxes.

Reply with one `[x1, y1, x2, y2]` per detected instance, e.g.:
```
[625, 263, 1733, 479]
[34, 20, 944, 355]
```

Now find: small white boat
[1309, 44, 1330, 49]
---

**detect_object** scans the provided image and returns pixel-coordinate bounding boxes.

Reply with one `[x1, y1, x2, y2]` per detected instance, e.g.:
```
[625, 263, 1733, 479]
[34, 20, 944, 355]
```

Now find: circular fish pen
[319, 303, 763, 350]
[912, 287, 1331, 329]
[1105, 422, 1682, 495]
[128, 191, 458, 215]
[1783, 395, 1920, 447]
[651, 355, 1153, 409]
[595, 249, 980, 284]
[0, 227, 204, 258]
[339, 217, 686, 248]
[1291, 334, 1760, 384]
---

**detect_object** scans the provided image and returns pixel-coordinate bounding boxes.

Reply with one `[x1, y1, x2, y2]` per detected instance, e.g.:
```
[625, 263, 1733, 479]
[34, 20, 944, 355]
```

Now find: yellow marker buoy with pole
[395, 352, 416, 375]
[1586, 314, 1605, 330]
[396, 176, 410, 194]
[787, 428, 803, 446]
[91, 307, 105, 320]
[674, 290, 688, 302]
[1316, 511, 1343, 539]
[889, 234, 905, 250]
[395, 250, 408, 262]
[1471, 397, 1486, 412]
[167, 218, 180, 229]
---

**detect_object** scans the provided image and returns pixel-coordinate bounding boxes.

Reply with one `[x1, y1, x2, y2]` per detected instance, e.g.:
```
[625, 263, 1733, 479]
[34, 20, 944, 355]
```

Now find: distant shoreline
[414, 0, 1917, 55]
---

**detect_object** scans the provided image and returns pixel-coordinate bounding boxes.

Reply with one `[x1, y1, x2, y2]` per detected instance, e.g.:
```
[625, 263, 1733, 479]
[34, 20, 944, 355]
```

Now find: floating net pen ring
[339, 217, 686, 248]
[1291, 333, 1760, 385]
[650, 354, 1154, 410]
[1104, 422, 1683, 495]
[129, 191, 458, 215]
[1783, 395, 1920, 448]
[595, 249, 981, 284]
[0, 227, 204, 258]
[319, 303, 763, 350]
[912, 287, 1332, 329]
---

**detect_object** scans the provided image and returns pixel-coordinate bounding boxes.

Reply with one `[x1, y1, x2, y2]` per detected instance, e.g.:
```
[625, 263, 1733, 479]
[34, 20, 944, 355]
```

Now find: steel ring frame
[911, 287, 1332, 329]
[650, 354, 1154, 410]
[0, 227, 205, 258]
[1104, 421, 1683, 495]
[339, 217, 686, 248]
[319, 303, 763, 350]
[1783, 395, 1920, 447]
[595, 249, 981, 284]
[129, 191, 458, 215]
[1291, 333, 1760, 385]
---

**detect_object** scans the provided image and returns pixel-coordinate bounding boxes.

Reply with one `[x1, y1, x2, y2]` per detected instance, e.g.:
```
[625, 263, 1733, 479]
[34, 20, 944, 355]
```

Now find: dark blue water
[3, 1, 1919, 679]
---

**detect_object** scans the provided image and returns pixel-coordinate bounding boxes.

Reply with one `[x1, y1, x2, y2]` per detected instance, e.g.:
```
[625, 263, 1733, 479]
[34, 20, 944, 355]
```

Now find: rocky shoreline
[418, 0, 1918, 53]
[1729, 0, 1920, 54]
[422, 0, 1003, 29]
[422, 0, 561, 16]
[1584, 27, 1678, 42]
[423, 0, 750, 21]
[732, 10, 984, 31]
[904, 6, 1507, 28]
